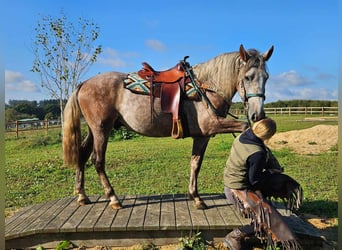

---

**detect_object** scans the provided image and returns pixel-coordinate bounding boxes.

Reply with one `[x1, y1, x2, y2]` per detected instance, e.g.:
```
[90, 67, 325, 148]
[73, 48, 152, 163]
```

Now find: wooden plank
[77, 196, 108, 232]
[201, 194, 226, 230]
[211, 194, 245, 227]
[5, 204, 39, 235]
[111, 195, 136, 231]
[18, 197, 75, 237]
[5, 205, 34, 227]
[6, 199, 56, 238]
[43, 197, 79, 233]
[5, 193, 324, 250]
[60, 196, 100, 232]
[93, 196, 123, 232]
[143, 194, 161, 230]
[160, 194, 176, 230]
[174, 194, 192, 230]
[126, 195, 148, 231]
[187, 197, 209, 230]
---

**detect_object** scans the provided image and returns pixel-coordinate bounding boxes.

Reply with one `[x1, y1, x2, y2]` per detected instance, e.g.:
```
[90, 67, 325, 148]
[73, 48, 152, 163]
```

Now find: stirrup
[171, 119, 183, 139]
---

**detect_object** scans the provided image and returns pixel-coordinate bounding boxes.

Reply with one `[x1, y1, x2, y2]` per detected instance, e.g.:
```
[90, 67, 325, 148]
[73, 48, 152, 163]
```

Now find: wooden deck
[5, 194, 323, 249]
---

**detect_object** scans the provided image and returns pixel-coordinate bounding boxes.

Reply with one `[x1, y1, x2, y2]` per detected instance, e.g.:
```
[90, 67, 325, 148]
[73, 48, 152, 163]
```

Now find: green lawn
[5, 115, 338, 218]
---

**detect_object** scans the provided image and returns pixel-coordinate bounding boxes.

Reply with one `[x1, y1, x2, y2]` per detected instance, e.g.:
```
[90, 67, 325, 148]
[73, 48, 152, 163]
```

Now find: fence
[264, 106, 338, 115]
[5, 106, 339, 137]
[230, 106, 338, 117]
[6, 119, 61, 138]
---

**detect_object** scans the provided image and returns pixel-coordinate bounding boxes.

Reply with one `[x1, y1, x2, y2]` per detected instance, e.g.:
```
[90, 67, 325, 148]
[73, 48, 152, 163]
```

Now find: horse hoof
[78, 197, 91, 206]
[110, 201, 123, 210]
[194, 200, 208, 210]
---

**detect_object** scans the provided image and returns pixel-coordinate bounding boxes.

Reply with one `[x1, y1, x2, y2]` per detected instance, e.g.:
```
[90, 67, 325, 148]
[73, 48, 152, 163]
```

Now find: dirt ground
[266, 124, 338, 155]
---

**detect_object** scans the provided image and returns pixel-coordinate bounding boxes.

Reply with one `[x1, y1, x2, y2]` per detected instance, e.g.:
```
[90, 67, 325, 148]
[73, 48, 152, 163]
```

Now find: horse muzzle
[248, 107, 265, 122]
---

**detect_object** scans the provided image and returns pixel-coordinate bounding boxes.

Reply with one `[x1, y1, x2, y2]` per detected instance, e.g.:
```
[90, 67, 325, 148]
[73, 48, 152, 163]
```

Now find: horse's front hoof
[110, 201, 123, 210]
[194, 200, 208, 210]
[194, 198, 208, 210]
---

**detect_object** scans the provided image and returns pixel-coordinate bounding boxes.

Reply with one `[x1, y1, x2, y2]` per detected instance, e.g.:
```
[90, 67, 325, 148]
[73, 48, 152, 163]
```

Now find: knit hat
[252, 118, 277, 141]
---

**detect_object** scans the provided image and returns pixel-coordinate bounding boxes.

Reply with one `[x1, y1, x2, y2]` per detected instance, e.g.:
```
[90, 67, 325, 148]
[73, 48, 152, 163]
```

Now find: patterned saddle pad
[124, 73, 199, 100]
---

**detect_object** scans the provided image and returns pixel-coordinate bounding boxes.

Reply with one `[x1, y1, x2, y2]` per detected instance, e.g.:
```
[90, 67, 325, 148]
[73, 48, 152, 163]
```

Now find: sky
[2, 0, 339, 104]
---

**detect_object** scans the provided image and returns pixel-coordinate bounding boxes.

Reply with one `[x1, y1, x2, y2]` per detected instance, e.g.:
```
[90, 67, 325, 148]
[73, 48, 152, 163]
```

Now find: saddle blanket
[124, 73, 199, 99]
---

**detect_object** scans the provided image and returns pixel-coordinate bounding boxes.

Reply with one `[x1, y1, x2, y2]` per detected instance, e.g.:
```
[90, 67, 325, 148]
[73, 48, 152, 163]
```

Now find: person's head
[252, 118, 277, 141]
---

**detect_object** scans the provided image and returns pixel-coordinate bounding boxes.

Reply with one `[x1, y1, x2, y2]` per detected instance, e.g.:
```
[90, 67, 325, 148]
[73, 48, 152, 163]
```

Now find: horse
[63, 44, 274, 209]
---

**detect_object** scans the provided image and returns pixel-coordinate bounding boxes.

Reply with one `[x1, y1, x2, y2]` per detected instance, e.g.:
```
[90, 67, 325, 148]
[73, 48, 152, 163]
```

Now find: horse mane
[192, 49, 268, 100]
[192, 52, 241, 99]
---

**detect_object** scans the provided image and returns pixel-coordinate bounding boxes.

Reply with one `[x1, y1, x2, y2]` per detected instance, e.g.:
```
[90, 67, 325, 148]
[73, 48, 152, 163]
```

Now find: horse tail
[63, 88, 82, 167]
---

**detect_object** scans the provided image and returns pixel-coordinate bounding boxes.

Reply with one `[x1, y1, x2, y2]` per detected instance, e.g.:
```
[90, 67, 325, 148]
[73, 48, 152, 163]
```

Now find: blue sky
[2, 0, 339, 103]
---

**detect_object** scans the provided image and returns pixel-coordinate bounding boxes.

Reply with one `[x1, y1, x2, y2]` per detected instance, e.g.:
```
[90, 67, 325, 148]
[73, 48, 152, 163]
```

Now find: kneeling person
[223, 118, 303, 250]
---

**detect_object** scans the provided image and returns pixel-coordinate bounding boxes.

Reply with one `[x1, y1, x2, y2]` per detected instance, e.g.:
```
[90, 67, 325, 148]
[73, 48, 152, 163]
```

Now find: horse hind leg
[75, 128, 94, 205]
[92, 127, 122, 209]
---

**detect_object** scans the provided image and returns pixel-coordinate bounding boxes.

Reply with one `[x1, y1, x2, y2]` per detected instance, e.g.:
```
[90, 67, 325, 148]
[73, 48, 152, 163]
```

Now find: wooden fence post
[45, 119, 49, 133]
[15, 120, 19, 138]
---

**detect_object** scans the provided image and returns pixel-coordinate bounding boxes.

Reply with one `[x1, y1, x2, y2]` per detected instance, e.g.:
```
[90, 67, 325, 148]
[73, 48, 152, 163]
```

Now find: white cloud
[265, 83, 337, 102]
[263, 70, 337, 102]
[5, 70, 38, 92]
[269, 70, 313, 86]
[145, 39, 166, 52]
[96, 47, 140, 69]
[295, 87, 337, 100]
[97, 48, 128, 68]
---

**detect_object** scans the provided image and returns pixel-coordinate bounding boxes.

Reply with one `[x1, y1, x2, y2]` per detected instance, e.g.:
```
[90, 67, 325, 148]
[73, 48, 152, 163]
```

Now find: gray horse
[63, 44, 274, 209]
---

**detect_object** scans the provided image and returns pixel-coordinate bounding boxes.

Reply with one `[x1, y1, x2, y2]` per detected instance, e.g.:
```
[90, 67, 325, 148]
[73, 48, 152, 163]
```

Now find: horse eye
[245, 75, 252, 81]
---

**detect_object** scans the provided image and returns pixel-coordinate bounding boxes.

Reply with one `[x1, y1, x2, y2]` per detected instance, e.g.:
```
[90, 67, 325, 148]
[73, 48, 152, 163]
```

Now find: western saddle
[138, 57, 193, 139]
[138, 62, 186, 83]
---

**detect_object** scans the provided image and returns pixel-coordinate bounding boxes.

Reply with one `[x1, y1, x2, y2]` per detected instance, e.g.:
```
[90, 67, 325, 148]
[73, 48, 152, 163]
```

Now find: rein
[181, 57, 237, 119]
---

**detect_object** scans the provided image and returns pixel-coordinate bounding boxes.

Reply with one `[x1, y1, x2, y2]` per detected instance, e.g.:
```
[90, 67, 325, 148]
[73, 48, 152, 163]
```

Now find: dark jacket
[224, 128, 280, 190]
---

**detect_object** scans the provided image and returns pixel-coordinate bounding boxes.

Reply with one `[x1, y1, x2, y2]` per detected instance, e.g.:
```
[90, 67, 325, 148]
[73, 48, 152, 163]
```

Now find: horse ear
[263, 45, 274, 61]
[239, 44, 249, 62]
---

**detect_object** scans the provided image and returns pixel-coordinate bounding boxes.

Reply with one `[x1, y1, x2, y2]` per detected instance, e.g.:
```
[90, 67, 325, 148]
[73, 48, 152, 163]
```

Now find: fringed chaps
[230, 173, 303, 250]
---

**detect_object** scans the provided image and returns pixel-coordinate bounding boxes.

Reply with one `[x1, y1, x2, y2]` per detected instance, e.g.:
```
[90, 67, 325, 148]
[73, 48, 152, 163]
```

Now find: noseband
[238, 80, 266, 126]
[246, 92, 266, 100]
[239, 80, 266, 103]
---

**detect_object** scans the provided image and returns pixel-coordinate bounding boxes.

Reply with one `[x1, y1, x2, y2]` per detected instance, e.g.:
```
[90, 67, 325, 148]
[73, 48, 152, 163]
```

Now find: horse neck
[193, 52, 241, 102]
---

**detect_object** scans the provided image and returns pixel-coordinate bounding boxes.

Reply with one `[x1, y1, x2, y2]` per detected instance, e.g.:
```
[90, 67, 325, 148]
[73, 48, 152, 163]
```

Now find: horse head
[237, 44, 274, 122]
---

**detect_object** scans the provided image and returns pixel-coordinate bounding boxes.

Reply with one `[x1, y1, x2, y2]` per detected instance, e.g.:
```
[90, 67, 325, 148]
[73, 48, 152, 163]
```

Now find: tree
[31, 11, 102, 128]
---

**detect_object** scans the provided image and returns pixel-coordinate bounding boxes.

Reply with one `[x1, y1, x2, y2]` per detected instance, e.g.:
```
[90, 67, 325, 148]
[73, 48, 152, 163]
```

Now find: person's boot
[223, 228, 247, 250]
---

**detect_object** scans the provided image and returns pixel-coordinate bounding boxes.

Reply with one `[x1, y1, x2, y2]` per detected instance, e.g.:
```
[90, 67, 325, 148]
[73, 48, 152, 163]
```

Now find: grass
[5, 115, 338, 219]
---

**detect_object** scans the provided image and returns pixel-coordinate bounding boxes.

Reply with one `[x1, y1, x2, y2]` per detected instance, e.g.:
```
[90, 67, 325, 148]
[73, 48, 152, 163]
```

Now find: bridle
[239, 80, 266, 103]
[239, 80, 266, 126]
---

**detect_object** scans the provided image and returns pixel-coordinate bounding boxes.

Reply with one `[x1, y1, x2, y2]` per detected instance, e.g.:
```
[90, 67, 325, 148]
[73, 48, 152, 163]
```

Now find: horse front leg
[189, 136, 211, 209]
[213, 118, 249, 134]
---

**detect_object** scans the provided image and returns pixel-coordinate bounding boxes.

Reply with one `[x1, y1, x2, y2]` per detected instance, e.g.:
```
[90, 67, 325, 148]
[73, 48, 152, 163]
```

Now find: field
[5, 115, 338, 220]
[5, 115, 338, 248]
[5, 116, 337, 217]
